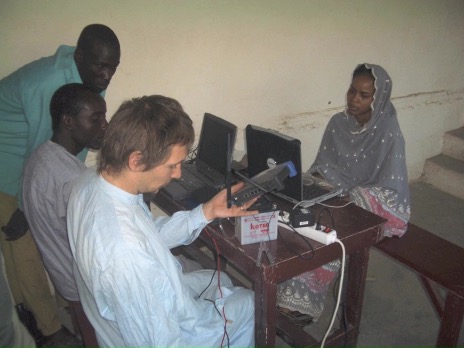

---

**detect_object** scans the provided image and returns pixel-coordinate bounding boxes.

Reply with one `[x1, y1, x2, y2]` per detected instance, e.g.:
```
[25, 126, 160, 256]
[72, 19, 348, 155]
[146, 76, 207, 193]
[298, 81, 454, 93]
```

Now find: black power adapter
[248, 196, 279, 213]
[289, 207, 315, 227]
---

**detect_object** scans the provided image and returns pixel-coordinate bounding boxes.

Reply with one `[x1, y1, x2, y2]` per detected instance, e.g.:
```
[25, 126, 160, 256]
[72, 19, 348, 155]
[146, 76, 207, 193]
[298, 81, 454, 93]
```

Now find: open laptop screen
[245, 125, 303, 202]
[196, 113, 237, 181]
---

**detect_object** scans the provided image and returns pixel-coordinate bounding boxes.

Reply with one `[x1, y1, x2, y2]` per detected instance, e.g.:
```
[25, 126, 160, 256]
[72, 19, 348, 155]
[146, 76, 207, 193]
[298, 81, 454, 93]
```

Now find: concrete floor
[301, 180, 464, 347]
[356, 181, 464, 346]
[155, 180, 464, 347]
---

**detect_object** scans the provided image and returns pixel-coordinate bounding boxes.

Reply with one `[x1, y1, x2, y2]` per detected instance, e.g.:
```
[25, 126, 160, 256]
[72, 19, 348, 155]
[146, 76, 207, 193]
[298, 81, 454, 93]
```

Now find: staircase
[422, 126, 464, 200]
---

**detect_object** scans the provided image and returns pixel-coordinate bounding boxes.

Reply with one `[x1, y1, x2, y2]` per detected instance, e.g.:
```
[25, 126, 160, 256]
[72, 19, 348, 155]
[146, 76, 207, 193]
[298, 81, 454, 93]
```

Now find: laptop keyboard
[177, 169, 205, 191]
[302, 183, 330, 201]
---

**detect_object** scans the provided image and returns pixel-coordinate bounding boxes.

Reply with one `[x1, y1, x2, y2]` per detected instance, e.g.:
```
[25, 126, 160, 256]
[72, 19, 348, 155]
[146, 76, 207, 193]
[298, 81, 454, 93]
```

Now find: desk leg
[436, 292, 464, 347]
[344, 247, 370, 346]
[255, 271, 277, 347]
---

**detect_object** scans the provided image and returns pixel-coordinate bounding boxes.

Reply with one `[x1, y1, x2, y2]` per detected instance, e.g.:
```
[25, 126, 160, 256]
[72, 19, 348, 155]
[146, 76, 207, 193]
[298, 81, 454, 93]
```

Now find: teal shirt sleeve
[21, 46, 83, 159]
[0, 45, 88, 201]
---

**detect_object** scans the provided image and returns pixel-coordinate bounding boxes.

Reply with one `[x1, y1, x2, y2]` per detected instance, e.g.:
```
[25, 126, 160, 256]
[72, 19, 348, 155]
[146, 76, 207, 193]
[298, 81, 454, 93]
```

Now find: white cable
[292, 200, 353, 210]
[317, 201, 353, 209]
[320, 238, 345, 348]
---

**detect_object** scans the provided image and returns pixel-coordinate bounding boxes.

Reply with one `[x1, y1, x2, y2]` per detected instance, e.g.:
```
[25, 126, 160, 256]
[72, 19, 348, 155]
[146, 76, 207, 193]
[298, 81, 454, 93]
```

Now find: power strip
[278, 216, 337, 245]
[294, 224, 337, 245]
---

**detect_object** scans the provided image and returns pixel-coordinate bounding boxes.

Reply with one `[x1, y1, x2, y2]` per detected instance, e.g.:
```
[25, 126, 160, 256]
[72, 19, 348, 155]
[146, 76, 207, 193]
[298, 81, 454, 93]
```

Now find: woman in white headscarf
[277, 64, 410, 323]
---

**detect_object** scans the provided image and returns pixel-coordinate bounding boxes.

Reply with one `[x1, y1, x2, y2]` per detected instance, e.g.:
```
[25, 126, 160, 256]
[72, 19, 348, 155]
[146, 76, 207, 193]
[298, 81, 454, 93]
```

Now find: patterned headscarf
[309, 63, 410, 237]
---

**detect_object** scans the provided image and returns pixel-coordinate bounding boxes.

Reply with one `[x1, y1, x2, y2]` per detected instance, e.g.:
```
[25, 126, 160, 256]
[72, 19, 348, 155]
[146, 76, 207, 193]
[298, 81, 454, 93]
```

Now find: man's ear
[62, 114, 73, 130]
[74, 48, 83, 65]
[128, 151, 145, 172]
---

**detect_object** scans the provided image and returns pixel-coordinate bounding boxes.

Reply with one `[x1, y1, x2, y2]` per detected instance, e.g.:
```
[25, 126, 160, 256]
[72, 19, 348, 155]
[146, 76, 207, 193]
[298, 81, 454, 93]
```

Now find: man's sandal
[277, 306, 314, 327]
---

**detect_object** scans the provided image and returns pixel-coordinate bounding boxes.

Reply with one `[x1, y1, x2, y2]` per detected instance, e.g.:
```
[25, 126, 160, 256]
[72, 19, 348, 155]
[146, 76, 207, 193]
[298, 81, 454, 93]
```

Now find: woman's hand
[202, 182, 259, 221]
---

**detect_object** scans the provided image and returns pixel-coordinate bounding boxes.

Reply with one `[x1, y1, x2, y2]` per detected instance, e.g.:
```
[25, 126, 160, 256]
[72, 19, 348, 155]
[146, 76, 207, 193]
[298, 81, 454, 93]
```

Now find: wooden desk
[153, 191, 386, 347]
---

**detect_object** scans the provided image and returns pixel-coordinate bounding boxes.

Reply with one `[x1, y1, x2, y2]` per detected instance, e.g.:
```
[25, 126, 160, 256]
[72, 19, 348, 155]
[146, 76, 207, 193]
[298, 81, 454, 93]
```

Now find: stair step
[422, 154, 464, 200]
[443, 126, 464, 161]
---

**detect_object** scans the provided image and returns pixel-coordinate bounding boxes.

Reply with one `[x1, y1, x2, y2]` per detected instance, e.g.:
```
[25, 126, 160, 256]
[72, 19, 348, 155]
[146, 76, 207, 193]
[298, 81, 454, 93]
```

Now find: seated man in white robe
[67, 95, 258, 347]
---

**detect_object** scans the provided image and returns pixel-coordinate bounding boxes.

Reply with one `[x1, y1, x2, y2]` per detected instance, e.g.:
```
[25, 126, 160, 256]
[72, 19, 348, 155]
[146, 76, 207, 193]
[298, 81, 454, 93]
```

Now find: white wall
[1, 0, 463, 178]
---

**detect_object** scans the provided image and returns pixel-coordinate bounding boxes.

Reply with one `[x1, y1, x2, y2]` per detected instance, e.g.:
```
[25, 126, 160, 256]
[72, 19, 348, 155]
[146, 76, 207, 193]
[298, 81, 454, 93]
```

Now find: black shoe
[42, 326, 82, 347]
[277, 306, 314, 327]
[15, 303, 46, 346]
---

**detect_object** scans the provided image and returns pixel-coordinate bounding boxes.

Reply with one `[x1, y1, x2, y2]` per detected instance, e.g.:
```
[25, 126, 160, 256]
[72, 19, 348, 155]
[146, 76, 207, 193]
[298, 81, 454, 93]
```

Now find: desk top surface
[153, 191, 386, 281]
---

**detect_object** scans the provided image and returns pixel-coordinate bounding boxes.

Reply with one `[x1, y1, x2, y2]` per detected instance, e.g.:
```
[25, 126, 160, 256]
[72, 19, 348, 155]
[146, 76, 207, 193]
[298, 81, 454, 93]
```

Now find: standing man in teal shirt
[0, 23, 120, 345]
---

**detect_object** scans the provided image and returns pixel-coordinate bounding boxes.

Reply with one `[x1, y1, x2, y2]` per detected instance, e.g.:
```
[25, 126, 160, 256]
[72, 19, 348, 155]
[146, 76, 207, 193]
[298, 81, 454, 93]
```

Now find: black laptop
[245, 125, 343, 207]
[160, 113, 237, 202]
